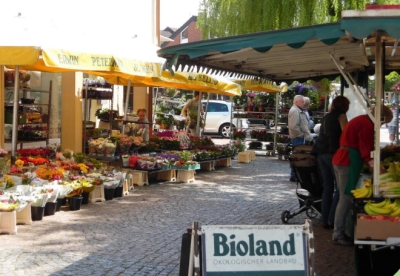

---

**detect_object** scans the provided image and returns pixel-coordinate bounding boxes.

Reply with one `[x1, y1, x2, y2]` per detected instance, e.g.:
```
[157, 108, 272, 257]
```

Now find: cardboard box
[356, 215, 400, 240]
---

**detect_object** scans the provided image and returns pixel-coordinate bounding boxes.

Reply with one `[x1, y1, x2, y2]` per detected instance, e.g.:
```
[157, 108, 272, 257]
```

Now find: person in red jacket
[331, 105, 393, 246]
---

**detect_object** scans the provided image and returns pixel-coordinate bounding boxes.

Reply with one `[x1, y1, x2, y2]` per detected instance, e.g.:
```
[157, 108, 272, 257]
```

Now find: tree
[197, 0, 399, 39]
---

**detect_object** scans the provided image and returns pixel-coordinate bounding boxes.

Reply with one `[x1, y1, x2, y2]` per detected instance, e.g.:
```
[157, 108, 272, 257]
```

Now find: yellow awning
[144, 71, 242, 97]
[233, 79, 282, 93]
[42, 48, 162, 78]
[0, 46, 40, 65]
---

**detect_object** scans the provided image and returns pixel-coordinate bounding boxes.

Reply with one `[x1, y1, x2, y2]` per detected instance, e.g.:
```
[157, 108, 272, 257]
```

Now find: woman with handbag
[313, 96, 350, 229]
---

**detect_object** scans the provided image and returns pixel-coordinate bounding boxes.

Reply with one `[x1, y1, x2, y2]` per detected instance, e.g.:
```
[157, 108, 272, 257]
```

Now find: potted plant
[95, 108, 119, 122]
[249, 141, 262, 149]
[163, 88, 178, 98]
[66, 181, 84, 210]
[233, 130, 247, 140]
[158, 114, 174, 129]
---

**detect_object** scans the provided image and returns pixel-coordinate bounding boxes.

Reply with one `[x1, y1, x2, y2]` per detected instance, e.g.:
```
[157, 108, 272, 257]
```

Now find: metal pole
[373, 31, 383, 197]
[122, 80, 132, 134]
[83, 83, 88, 154]
[394, 90, 399, 144]
[11, 66, 20, 162]
[196, 92, 202, 136]
[273, 93, 279, 155]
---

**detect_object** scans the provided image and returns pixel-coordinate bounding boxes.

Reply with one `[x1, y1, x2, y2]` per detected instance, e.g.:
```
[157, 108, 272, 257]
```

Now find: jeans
[318, 153, 339, 225]
[332, 165, 353, 239]
[290, 137, 305, 178]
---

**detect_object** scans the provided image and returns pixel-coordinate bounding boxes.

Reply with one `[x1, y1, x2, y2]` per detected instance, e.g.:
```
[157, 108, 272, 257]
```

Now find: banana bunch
[364, 199, 400, 216]
[351, 178, 373, 198]
[379, 182, 400, 197]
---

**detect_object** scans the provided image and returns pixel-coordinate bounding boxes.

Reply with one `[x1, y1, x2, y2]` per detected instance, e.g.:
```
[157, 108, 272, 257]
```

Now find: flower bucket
[104, 188, 115, 201]
[122, 157, 130, 167]
[44, 202, 57, 216]
[68, 196, 83, 211]
[113, 186, 123, 198]
[81, 192, 90, 204]
[55, 198, 65, 212]
[31, 206, 45, 221]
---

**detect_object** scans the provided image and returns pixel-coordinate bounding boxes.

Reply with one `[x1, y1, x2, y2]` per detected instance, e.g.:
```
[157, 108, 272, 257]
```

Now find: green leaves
[198, 0, 398, 38]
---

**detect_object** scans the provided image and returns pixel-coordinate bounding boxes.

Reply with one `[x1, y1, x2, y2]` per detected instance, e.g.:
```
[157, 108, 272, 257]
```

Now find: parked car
[176, 100, 248, 138]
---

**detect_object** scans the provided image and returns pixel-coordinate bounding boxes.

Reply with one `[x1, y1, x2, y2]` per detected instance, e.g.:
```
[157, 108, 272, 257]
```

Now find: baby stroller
[281, 144, 323, 223]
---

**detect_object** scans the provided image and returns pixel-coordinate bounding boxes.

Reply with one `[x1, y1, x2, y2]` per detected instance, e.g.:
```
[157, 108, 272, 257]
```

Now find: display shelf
[4, 82, 52, 149]
[82, 84, 114, 153]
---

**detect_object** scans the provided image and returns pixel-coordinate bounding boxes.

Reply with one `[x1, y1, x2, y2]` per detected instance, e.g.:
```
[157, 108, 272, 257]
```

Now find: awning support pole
[11, 66, 20, 162]
[373, 31, 383, 197]
[273, 93, 279, 154]
[83, 83, 88, 154]
[330, 54, 375, 124]
[122, 79, 132, 134]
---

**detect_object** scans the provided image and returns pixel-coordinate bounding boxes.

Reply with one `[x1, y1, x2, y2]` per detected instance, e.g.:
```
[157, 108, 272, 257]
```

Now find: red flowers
[16, 148, 52, 157]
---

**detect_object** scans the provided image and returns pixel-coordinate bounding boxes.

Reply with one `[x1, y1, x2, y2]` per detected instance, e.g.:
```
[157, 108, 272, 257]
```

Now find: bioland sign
[202, 225, 308, 276]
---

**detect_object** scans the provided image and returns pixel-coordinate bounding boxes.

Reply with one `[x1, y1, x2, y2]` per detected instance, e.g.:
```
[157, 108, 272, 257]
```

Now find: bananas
[351, 178, 373, 198]
[364, 199, 400, 216]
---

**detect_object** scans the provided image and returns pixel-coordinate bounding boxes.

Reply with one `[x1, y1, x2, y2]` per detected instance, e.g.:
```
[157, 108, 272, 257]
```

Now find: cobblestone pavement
[0, 155, 356, 276]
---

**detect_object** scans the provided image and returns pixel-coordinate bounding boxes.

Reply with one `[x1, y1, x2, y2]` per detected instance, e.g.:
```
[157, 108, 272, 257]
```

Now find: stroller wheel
[281, 210, 291, 224]
[306, 208, 318, 218]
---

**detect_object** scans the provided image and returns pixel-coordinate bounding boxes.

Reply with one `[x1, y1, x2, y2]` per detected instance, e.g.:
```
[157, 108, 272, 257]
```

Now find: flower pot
[31, 206, 45, 221]
[55, 198, 65, 212]
[81, 192, 90, 204]
[68, 196, 83, 211]
[122, 157, 130, 167]
[44, 201, 57, 216]
[113, 186, 123, 198]
[104, 188, 115, 201]
[160, 123, 169, 130]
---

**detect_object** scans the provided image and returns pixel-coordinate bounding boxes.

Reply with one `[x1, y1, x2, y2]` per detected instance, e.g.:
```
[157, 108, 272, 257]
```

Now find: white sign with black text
[202, 225, 307, 276]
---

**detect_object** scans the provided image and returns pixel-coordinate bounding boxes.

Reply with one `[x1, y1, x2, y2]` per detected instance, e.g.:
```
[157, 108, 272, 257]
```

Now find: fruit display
[379, 160, 400, 197]
[358, 214, 400, 222]
[351, 178, 373, 198]
[364, 199, 400, 217]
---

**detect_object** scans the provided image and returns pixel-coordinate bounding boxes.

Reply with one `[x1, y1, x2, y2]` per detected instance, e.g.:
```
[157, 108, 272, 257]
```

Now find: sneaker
[289, 177, 297, 182]
[332, 235, 353, 246]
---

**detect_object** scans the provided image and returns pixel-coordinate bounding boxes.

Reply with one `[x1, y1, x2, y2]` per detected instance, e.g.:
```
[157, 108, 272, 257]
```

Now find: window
[181, 27, 188, 44]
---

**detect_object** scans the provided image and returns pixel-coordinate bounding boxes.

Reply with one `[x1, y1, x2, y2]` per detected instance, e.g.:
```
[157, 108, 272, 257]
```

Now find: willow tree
[197, 0, 399, 38]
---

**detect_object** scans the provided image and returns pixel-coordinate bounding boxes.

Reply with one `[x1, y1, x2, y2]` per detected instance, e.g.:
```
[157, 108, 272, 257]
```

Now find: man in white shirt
[288, 95, 312, 182]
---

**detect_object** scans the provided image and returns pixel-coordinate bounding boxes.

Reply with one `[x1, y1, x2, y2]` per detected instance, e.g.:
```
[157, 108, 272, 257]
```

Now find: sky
[160, 0, 201, 29]
[0, 0, 201, 39]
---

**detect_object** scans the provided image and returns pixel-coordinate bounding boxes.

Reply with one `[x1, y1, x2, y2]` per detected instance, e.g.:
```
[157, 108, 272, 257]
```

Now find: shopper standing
[181, 91, 205, 135]
[313, 96, 350, 229]
[288, 95, 312, 182]
[331, 106, 393, 246]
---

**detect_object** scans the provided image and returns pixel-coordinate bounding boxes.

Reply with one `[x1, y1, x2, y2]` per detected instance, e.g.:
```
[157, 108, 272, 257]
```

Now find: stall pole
[373, 31, 383, 197]
[11, 66, 20, 162]
[82, 83, 88, 154]
[195, 92, 202, 136]
[273, 92, 279, 155]
[122, 80, 132, 134]
[394, 89, 399, 144]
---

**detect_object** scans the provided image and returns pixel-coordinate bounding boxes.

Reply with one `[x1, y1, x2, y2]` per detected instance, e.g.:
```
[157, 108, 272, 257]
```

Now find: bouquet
[104, 141, 116, 156]
[57, 183, 73, 199]
[117, 135, 133, 154]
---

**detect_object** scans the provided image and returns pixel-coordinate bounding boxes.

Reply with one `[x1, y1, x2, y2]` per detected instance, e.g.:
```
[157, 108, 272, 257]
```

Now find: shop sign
[202, 225, 308, 276]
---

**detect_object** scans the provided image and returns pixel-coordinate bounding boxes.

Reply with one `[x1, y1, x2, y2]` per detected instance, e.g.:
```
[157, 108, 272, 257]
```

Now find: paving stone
[0, 156, 356, 275]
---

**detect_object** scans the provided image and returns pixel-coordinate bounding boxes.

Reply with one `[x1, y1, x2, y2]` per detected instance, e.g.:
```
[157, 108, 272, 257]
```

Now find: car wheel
[219, 123, 235, 138]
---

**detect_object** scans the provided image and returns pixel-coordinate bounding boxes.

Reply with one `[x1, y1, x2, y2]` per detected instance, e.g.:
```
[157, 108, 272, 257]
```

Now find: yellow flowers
[15, 159, 24, 168]
[77, 163, 88, 174]
[3, 175, 15, 189]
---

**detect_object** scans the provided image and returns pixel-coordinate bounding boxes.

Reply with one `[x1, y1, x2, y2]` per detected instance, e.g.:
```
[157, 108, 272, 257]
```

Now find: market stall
[157, 6, 400, 275]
